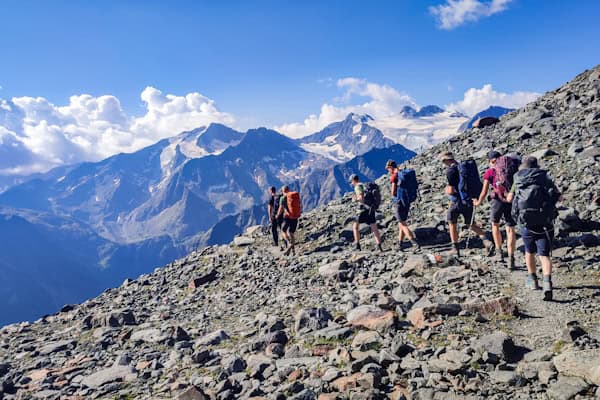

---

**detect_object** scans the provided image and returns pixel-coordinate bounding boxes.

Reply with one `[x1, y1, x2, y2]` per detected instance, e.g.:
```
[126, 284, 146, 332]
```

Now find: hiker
[267, 186, 283, 247]
[349, 174, 383, 252]
[439, 151, 493, 256]
[508, 156, 561, 301]
[385, 160, 420, 251]
[473, 151, 519, 268]
[277, 185, 302, 256]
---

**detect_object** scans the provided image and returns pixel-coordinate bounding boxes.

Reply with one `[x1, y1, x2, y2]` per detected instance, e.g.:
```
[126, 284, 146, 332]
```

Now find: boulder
[472, 331, 516, 360]
[233, 236, 255, 246]
[553, 349, 600, 385]
[295, 308, 332, 334]
[318, 260, 352, 281]
[346, 305, 397, 333]
[81, 365, 137, 389]
[547, 375, 590, 400]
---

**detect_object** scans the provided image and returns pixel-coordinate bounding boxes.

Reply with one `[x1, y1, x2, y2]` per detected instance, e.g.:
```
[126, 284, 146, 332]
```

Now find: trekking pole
[465, 202, 477, 250]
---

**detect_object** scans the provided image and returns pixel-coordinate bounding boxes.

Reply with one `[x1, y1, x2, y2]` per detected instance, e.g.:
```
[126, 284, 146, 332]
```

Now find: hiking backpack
[397, 169, 419, 206]
[493, 155, 520, 202]
[512, 169, 560, 229]
[286, 191, 302, 219]
[271, 194, 282, 218]
[363, 182, 382, 211]
[456, 159, 483, 203]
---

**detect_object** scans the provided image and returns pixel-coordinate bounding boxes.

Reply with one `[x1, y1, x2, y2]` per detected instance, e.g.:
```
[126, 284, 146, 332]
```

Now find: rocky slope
[1, 65, 599, 400]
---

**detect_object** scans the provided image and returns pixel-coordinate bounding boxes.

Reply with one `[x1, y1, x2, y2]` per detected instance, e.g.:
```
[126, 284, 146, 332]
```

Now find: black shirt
[446, 163, 459, 189]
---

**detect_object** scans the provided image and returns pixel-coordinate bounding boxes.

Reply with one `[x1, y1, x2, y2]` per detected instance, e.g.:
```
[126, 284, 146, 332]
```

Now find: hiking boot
[397, 242, 404, 252]
[483, 240, 495, 256]
[283, 246, 292, 256]
[377, 243, 384, 252]
[410, 239, 421, 250]
[450, 243, 460, 257]
[543, 278, 553, 301]
[291, 246, 297, 256]
[526, 275, 540, 290]
[508, 255, 516, 270]
[493, 249, 504, 263]
[354, 242, 361, 251]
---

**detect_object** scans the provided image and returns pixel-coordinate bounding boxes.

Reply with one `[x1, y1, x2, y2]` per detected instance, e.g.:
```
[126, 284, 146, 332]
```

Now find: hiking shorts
[281, 217, 298, 234]
[447, 201, 474, 225]
[356, 209, 376, 225]
[490, 199, 516, 227]
[393, 201, 410, 222]
[521, 227, 554, 257]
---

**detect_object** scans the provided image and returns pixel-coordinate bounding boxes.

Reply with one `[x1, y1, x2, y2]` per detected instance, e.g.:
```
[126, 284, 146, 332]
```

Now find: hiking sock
[410, 239, 420, 249]
[543, 275, 553, 301]
[508, 254, 515, 270]
[527, 274, 539, 290]
[452, 242, 461, 256]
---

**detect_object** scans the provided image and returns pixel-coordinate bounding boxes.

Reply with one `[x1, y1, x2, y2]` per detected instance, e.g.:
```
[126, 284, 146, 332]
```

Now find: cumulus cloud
[446, 84, 540, 116]
[0, 88, 234, 175]
[430, 0, 512, 30]
[275, 78, 417, 138]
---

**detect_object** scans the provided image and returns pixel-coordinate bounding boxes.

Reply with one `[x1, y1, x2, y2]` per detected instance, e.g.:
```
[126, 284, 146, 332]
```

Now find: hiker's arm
[276, 204, 284, 218]
[474, 180, 489, 207]
[506, 192, 514, 203]
[391, 181, 397, 198]
[444, 185, 455, 195]
[268, 204, 273, 221]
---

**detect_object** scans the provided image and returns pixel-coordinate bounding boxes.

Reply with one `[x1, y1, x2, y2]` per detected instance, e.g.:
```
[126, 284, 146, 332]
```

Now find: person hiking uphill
[439, 151, 493, 256]
[385, 160, 420, 252]
[267, 186, 284, 248]
[277, 185, 302, 256]
[473, 151, 519, 269]
[507, 156, 561, 301]
[350, 174, 383, 252]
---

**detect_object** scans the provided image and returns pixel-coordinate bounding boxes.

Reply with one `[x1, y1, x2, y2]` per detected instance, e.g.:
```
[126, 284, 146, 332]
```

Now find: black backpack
[271, 194, 282, 218]
[512, 169, 560, 229]
[363, 182, 381, 211]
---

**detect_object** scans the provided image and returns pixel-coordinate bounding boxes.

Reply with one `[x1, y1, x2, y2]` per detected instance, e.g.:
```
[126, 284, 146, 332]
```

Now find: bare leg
[353, 222, 360, 244]
[469, 223, 485, 238]
[525, 252, 537, 274]
[492, 223, 503, 250]
[400, 222, 415, 241]
[540, 256, 552, 276]
[506, 226, 516, 256]
[398, 223, 405, 243]
[371, 223, 382, 244]
[449, 222, 459, 244]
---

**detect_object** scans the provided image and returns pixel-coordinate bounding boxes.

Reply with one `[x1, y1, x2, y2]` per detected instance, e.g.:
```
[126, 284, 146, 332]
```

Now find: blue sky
[1, 1, 598, 125]
[0, 0, 598, 174]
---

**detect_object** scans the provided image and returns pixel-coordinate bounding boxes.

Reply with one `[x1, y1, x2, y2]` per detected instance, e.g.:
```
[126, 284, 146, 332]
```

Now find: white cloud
[446, 84, 540, 116]
[0, 87, 234, 175]
[275, 78, 417, 138]
[430, 0, 512, 30]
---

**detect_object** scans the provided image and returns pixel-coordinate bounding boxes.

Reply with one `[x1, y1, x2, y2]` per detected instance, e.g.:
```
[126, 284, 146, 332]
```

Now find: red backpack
[493, 155, 520, 202]
[286, 192, 302, 219]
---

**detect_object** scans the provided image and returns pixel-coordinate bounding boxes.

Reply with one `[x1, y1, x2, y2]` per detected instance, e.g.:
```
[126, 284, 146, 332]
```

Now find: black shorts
[490, 199, 516, 226]
[356, 210, 376, 225]
[447, 201, 474, 224]
[281, 217, 298, 234]
[393, 202, 410, 222]
[521, 227, 553, 257]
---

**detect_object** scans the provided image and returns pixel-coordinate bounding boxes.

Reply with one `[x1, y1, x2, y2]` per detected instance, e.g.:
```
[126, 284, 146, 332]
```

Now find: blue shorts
[393, 202, 410, 222]
[521, 227, 553, 257]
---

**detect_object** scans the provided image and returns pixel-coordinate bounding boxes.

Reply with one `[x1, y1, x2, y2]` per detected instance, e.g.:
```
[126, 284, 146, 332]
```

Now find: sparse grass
[553, 339, 566, 354]
[470, 360, 482, 370]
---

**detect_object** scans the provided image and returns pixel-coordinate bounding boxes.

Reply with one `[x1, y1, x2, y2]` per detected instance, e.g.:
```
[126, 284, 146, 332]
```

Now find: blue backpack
[456, 159, 482, 203]
[396, 169, 418, 207]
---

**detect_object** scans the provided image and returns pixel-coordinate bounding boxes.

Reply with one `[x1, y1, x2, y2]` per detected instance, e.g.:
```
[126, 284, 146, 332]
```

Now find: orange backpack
[286, 192, 302, 219]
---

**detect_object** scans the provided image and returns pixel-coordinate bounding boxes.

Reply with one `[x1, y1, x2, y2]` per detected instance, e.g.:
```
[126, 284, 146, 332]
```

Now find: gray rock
[80, 365, 137, 388]
[472, 331, 516, 360]
[130, 328, 168, 344]
[547, 375, 590, 400]
[38, 340, 75, 355]
[196, 330, 230, 346]
[294, 308, 332, 334]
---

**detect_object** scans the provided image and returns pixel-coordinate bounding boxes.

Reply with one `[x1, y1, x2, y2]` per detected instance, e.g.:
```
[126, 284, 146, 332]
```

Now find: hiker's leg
[400, 222, 415, 241]
[371, 223, 382, 244]
[353, 222, 360, 243]
[506, 226, 516, 256]
[271, 221, 279, 245]
[525, 252, 537, 274]
[470, 223, 486, 237]
[448, 222, 459, 244]
[492, 223, 502, 250]
[398, 223, 405, 242]
[540, 256, 552, 276]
